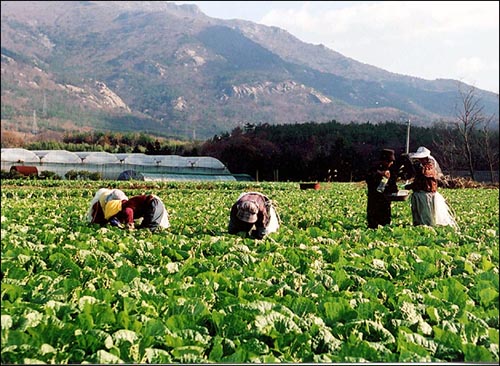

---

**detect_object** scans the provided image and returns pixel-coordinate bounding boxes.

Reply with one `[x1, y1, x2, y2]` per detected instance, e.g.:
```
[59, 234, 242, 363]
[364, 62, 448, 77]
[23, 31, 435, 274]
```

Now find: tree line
[199, 120, 498, 182]
[17, 119, 498, 183]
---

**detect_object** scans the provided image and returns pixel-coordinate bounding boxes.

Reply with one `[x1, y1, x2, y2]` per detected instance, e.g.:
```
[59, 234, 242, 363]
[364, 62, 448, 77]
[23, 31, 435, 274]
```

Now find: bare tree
[454, 85, 485, 181]
[480, 114, 499, 183]
[432, 122, 460, 176]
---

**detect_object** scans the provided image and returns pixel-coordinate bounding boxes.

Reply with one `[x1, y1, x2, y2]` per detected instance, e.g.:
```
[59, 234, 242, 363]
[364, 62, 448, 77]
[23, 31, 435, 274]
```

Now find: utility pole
[405, 120, 410, 154]
[32, 110, 39, 135]
[42, 91, 47, 117]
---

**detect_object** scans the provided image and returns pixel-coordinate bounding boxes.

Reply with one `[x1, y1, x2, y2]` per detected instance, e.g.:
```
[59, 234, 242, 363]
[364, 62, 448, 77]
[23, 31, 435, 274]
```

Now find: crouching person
[106, 194, 170, 232]
[228, 192, 279, 239]
[86, 188, 128, 226]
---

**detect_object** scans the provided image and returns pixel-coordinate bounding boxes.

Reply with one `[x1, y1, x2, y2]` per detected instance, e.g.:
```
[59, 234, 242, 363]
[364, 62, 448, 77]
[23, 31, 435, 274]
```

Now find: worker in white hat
[405, 146, 457, 228]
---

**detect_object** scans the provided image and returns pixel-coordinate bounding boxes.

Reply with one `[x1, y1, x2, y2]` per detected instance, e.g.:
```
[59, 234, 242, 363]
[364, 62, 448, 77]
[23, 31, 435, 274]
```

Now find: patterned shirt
[406, 159, 438, 193]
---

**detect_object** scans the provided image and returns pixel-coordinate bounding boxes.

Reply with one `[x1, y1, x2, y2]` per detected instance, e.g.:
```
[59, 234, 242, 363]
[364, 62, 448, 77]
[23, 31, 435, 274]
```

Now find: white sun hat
[410, 146, 431, 159]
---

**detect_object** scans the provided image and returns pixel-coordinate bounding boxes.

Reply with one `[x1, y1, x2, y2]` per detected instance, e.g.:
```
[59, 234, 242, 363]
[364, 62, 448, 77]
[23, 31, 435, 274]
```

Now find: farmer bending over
[105, 194, 170, 232]
[228, 192, 279, 239]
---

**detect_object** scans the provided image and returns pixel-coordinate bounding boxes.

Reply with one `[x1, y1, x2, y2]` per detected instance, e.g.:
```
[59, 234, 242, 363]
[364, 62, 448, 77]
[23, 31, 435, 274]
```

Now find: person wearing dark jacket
[365, 149, 396, 228]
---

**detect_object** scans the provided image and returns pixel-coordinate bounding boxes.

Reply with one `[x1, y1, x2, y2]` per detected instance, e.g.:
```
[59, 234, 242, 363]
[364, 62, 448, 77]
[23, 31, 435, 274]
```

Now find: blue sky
[173, 1, 499, 94]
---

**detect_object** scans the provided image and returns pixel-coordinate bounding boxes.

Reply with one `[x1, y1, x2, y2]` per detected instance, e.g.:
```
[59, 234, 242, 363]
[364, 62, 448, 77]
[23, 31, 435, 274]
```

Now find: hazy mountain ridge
[1, 1, 498, 140]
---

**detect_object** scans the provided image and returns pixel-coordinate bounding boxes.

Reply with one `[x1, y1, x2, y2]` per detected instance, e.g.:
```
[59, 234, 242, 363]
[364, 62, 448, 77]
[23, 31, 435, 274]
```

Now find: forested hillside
[200, 121, 498, 182]
[10, 121, 498, 183]
[1, 1, 498, 140]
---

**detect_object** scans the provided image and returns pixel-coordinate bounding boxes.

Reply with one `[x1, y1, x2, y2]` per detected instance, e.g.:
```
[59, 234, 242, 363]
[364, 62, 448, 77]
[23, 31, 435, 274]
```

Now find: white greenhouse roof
[155, 155, 188, 166]
[154, 155, 225, 169]
[1, 148, 40, 163]
[192, 157, 226, 169]
[123, 154, 159, 165]
[114, 153, 132, 162]
[1, 149, 231, 178]
[33, 150, 81, 164]
[78, 152, 119, 164]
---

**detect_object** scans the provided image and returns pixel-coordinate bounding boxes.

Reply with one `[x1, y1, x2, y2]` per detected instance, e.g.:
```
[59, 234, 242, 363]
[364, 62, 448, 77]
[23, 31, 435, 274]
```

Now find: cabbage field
[1, 180, 498, 363]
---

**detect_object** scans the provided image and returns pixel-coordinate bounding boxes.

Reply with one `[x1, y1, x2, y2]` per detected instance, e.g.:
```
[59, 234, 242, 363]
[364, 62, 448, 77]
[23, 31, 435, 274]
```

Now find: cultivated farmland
[1, 180, 499, 363]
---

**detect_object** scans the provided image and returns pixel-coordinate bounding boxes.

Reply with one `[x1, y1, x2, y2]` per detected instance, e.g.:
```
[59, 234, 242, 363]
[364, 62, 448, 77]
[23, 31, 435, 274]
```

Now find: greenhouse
[35, 150, 82, 164]
[1, 148, 40, 165]
[1, 148, 239, 181]
[75, 151, 120, 164]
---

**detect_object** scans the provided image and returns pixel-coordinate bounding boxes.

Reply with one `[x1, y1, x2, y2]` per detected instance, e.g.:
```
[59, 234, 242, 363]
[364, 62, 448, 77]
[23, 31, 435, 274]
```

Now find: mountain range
[1, 1, 498, 140]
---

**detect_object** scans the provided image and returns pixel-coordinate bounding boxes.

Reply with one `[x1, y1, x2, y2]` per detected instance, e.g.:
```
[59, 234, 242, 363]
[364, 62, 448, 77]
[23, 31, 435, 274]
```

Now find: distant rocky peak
[104, 1, 204, 17]
[221, 80, 332, 104]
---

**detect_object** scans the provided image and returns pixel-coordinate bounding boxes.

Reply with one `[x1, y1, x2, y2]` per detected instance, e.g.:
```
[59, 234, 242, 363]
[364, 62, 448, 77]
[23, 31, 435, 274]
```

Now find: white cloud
[259, 1, 499, 93]
[456, 57, 485, 74]
[454, 57, 485, 88]
[260, 1, 498, 40]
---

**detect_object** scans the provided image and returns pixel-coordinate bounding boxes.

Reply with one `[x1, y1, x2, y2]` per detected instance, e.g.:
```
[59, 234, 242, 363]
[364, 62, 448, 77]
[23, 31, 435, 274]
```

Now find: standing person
[405, 146, 458, 228]
[228, 192, 279, 239]
[86, 188, 128, 226]
[365, 149, 396, 228]
[106, 194, 170, 232]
